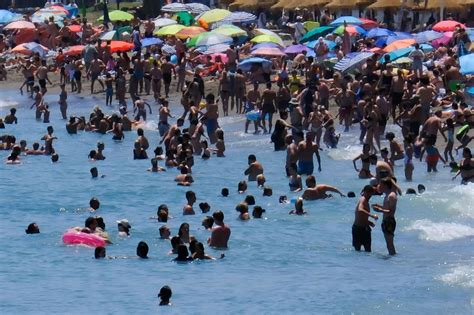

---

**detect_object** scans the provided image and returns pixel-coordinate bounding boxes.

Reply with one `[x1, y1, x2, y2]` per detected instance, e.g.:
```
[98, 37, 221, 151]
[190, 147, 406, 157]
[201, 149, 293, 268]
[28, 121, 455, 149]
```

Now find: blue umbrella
[386, 32, 414, 45]
[334, 52, 374, 73]
[141, 37, 163, 48]
[460, 53, 474, 75]
[375, 36, 388, 47]
[366, 27, 396, 38]
[305, 39, 336, 50]
[238, 57, 272, 72]
[413, 30, 443, 44]
[458, 41, 468, 58]
[330, 16, 362, 26]
[0, 9, 20, 24]
[380, 47, 413, 62]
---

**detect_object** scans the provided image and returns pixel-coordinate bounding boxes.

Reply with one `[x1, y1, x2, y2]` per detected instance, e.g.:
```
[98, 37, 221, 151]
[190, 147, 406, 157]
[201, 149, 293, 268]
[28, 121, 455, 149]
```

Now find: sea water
[0, 90, 473, 314]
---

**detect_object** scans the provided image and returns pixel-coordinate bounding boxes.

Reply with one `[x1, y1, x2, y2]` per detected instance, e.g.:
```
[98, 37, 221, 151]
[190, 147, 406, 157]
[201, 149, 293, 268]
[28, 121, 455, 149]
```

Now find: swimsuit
[297, 160, 314, 175]
[381, 217, 396, 236]
[352, 224, 371, 252]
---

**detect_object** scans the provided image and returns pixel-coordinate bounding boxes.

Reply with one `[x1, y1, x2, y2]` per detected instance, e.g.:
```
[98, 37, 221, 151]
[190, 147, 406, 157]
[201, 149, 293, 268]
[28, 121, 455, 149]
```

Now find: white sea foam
[405, 219, 474, 242]
[445, 184, 474, 219]
[0, 98, 19, 108]
[438, 265, 474, 288]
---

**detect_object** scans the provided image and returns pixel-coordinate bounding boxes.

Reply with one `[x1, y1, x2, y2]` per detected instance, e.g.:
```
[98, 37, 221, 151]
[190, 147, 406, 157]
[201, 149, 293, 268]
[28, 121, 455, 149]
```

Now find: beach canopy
[141, 37, 163, 48]
[155, 24, 185, 36]
[251, 34, 284, 46]
[64, 45, 85, 56]
[174, 11, 194, 26]
[413, 30, 443, 44]
[101, 41, 134, 53]
[153, 18, 177, 28]
[238, 57, 272, 71]
[366, 27, 396, 38]
[199, 9, 231, 24]
[300, 26, 333, 43]
[5, 20, 35, 29]
[251, 47, 286, 57]
[98, 10, 133, 22]
[212, 24, 247, 37]
[459, 53, 474, 75]
[334, 52, 374, 73]
[251, 42, 281, 51]
[161, 3, 188, 12]
[383, 38, 416, 52]
[330, 16, 362, 26]
[432, 20, 465, 32]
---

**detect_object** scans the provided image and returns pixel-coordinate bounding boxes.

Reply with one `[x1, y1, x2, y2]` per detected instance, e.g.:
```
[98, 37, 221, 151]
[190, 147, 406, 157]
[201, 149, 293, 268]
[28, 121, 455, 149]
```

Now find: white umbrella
[153, 18, 177, 28]
[161, 44, 176, 55]
[222, 11, 256, 23]
[100, 30, 116, 41]
[185, 3, 210, 14]
[196, 33, 232, 47]
[161, 3, 188, 12]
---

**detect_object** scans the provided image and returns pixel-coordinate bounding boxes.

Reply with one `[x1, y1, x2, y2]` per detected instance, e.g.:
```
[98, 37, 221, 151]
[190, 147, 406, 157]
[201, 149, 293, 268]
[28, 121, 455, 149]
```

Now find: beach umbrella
[381, 47, 413, 62]
[330, 16, 362, 26]
[161, 44, 176, 55]
[299, 26, 333, 43]
[12, 42, 49, 56]
[174, 11, 194, 26]
[305, 39, 336, 50]
[161, 3, 188, 12]
[304, 21, 320, 31]
[238, 57, 272, 72]
[221, 11, 256, 23]
[4, 20, 35, 30]
[459, 53, 474, 75]
[253, 28, 281, 38]
[333, 25, 366, 36]
[366, 27, 395, 38]
[386, 32, 413, 45]
[251, 34, 284, 46]
[185, 3, 210, 14]
[212, 25, 247, 37]
[199, 9, 231, 24]
[155, 24, 185, 36]
[359, 18, 378, 27]
[98, 10, 133, 22]
[32, 8, 67, 24]
[433, 20, 464, 32]
[100, 30, 116, 41]
[64, 45, 85, 56]
[391, 56, 412, 65]
[334, 51, 373, 73]
[176, 26, 206, 39]
[383, 39, 416, 52]
[50, 5, 69, 14]
[284, 44, 309, 54]
[458, 41, 468, 57]
[202, 44, 230, 54]
[153, 18, 177, 28]
[251, 42, 282, 51]
[431, 31, 454, 48]
[102, 41, 134, 53]
[141, 37, 163, 48]
[251, 47, 286, 57]
[195, 33, 232, 47]
[0, 10, 21, 24]
[67, 24, 82, 33]
[413, 30, 443, 44]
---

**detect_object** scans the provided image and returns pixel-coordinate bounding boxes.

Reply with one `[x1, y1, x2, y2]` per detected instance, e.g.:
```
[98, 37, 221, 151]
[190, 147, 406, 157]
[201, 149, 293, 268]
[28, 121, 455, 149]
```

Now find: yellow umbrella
[251, 34, 284, 46]
[367, 0, 402, 9]
[155, 24, 185, 36]
[199, 9, 231, 24]
[98, 10, 134, 22]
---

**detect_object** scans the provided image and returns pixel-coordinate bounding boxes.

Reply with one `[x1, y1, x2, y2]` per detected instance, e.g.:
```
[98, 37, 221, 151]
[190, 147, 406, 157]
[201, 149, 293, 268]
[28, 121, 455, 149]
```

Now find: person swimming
[25, 223, 40, 234]
[158, 286, 172, 306]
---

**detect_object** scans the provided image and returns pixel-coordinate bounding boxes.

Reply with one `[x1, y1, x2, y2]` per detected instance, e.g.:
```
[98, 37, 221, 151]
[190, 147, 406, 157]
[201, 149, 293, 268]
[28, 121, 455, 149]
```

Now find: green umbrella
[174, 11, 194, 26]
[98, 10, 133, 22]
[300, 26, 333, 44]
[155, 24, 185, 36]
[212, 25, 246, 37]
[187, 31, 210, 47]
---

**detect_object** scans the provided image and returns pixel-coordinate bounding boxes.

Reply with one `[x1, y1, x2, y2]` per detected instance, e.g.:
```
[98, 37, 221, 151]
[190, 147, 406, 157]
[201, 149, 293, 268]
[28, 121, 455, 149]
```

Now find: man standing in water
[244, 154, 264, 181]
[352, 185, 379, 252]
[208, 210, 231, 248]
[297, 132, 321, 175]
[372, 178, 398, 255]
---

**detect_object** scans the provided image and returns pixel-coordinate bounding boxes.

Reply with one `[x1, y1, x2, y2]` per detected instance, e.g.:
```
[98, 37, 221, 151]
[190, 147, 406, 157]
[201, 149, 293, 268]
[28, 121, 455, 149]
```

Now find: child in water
[420, 139, 446, 172]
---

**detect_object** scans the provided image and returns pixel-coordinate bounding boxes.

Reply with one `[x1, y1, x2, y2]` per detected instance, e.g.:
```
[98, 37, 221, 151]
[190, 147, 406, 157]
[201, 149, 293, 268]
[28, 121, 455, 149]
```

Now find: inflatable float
[62, 230, 106, 247]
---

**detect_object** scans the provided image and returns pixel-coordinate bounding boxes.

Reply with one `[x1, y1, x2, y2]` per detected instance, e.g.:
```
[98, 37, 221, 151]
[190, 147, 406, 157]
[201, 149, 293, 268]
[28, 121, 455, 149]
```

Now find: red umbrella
[67, 25, 82, 33]
[11, 43, 49, 55]
[5, 21, 35, 30]
[50, 5, 70, 15]
[65, 45, 85, 56]
[433, 20, 465, 32]
[383, 39, 416, 53]
[101, 40, 134, 53]
[176, 26, 206, 39]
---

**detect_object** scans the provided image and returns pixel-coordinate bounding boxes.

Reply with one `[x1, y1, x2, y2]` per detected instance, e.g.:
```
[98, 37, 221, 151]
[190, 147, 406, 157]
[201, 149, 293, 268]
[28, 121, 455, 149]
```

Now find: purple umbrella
[284, 44, 308, 54]
[251, 42, 281, 51]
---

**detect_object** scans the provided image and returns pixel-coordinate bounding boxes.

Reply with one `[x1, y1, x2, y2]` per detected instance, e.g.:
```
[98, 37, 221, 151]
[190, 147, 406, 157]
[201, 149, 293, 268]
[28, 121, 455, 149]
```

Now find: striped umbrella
[334, 52, 374, 73]
[185, 3, 210, 14]
[161, 3, 188, 12]
[221, 11, 256, 23]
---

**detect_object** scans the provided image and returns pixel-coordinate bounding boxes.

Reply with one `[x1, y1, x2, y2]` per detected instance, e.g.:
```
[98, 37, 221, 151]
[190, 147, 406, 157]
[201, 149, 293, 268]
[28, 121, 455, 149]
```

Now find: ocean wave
[437, 265, 474, 288]
[0, 98, 19, 108]
[405, 219, 474, 242]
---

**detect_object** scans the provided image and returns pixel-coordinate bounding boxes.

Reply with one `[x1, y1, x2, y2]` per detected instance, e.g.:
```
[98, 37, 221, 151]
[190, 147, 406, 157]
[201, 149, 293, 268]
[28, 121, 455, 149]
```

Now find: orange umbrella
[383, 39, 416, 53]
[11, 43, 49, 55]
[50, 5, 70, 15]
[65, 45, 85, 56]
[5, 20, 35, 30]
[101, 41, 134, 53]
[176, 26, 206, 39]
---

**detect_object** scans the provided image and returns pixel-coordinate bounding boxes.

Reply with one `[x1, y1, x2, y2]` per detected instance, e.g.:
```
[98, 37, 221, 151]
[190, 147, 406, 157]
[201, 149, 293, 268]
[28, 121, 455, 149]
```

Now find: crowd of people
[2, 2, 474, 306]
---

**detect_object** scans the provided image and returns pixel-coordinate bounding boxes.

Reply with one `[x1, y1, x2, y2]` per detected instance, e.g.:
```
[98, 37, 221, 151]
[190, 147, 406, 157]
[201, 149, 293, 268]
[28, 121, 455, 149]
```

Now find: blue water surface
[0, 89, 472, 314]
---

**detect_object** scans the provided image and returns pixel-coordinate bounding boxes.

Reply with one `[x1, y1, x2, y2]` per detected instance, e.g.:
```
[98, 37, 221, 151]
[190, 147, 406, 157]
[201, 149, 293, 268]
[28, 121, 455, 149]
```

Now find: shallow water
[0, 90, 473, 314]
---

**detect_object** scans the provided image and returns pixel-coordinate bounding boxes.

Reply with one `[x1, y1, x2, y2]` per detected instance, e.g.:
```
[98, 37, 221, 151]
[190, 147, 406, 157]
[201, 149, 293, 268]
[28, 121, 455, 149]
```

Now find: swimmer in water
[208, 211, 231, 248]
[289, 198, 307, 215]
[183, 191, 196, 215]
[148, 158, 166, 172]
[236, 202, 250, 221]
[158, 286, 172, 306]
[252, 206, 265, 218]
[301, 175, 345, 200]
[372, 178, 398, 256]
[117, 219, 131, 237]
[41, 126, 57, 155]
[25, 223, 40, 234]
[244, 154, 264, 181]
[178, 223, 191, 243]
[202, 216, 214, 230]
[173, 244, 193, 262]
[419, 138, 446, 172]
[353, 144, 376, 179]
[89, 197, 100, 212]
[159, 225, 171, 239]
[192, 242, 224, 260]
[137, 241, 149, 259]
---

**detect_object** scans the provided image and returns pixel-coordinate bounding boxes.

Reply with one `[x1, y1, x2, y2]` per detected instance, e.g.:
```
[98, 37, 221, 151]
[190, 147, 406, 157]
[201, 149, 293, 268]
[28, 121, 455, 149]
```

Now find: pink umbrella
[251, 47, 286, 57]
[432, 32, 454, 48]
[4, 20, 35, 30]
[433, 20, 464, 32]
